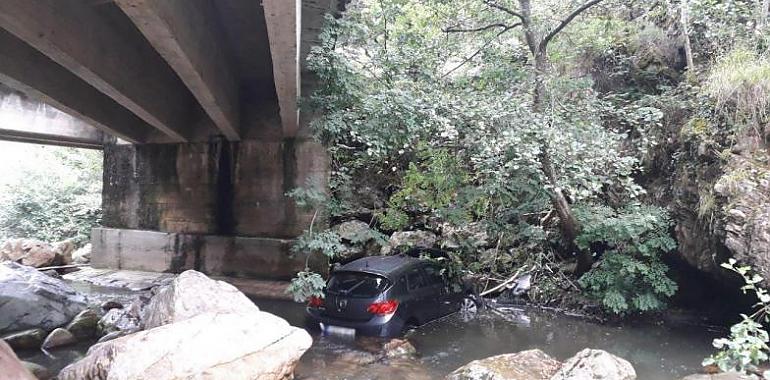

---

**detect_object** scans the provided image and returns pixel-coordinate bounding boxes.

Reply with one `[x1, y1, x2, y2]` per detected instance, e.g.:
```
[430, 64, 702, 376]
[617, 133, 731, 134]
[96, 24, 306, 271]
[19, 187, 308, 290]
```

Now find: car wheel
[460, 295, 479, 314]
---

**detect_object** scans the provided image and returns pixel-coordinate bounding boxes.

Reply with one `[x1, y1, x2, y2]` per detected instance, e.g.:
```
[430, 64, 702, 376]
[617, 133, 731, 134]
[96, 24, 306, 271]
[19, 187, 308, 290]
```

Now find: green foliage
[291, 230, 345, 259]
[286, 270, 327, 303]
[0, 145, 102, 245]
[577, 205, 678, 314]
[705, 48, 770, 127]
[704, 260, 770, 376]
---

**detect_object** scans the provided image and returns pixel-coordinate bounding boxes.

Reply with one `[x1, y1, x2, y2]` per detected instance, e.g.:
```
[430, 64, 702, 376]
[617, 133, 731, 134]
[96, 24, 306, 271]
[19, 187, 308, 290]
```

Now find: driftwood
[35, 264, 90, 271]
[480, 266, 529, 297]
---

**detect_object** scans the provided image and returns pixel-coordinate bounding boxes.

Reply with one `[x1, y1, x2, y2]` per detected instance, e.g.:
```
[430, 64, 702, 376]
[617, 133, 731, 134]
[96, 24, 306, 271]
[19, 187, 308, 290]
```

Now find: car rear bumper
[306, 308, 405, 337]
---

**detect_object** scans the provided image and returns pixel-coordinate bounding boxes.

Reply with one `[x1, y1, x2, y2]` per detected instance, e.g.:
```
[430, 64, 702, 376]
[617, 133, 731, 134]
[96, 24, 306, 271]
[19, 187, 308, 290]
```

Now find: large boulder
[58, 312, 312, 380]
[382, 230, 438, 255]
[66, 309, 100, 340]
[550, 349, 636, 380]
[3, 240, 59, 268]
[142, 270, 259, 329]
[440, 222, 490, 250]
[0, 340, 36, 380]
[0, 262, 86, 333]
[446, 349, 561, 380]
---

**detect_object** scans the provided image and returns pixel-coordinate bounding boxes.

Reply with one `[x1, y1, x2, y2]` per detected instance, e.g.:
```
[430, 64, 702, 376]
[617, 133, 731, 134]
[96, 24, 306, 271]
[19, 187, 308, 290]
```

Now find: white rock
[41, 328, 77, 349]
[72, 244, 91, 264]
[142, 270, 259, 329]
[446, 349, 561, 380]
[0, 262, 86, 333]
[58, 312, 312, 380]
[550, 348, 636, 380]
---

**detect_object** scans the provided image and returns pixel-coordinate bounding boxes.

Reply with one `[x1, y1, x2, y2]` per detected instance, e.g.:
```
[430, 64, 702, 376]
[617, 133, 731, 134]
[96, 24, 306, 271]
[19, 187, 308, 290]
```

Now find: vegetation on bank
[279, 0, 770, 373]
[0, 143, 102, 246]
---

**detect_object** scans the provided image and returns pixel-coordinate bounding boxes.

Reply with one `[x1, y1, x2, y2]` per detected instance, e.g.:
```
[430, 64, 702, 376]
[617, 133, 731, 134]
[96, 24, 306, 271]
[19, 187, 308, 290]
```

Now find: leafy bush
[705, 48, 770, 126]
[577, 205, 678, 314]
[286, 270, 327, 303]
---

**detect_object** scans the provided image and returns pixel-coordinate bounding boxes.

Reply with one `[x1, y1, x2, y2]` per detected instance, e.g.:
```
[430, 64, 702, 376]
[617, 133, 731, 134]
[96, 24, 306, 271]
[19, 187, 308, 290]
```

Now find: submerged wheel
[460, 296, 479, 314]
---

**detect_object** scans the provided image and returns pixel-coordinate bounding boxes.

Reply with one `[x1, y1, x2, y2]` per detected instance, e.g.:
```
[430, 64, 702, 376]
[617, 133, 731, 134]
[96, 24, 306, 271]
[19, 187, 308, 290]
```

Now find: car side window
[423, 265, 444, 285]
[406, 267, 426, 291]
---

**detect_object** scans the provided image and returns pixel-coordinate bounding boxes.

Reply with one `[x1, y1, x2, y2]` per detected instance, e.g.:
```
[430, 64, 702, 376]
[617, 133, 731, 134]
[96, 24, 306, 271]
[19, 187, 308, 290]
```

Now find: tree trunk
[761, 0, 770, 29]
[681, 0, 694, 71]
[540, 144, 592, 275]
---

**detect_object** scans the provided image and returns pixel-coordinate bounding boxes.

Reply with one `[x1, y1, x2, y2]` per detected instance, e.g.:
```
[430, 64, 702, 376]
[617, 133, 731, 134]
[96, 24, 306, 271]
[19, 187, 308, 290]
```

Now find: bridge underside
[0, 0, 343, 280]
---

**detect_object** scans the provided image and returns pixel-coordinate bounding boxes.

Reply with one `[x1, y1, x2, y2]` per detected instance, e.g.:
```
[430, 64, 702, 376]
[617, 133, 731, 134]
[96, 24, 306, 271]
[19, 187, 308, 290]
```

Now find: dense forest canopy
[288, 0, 770, 373]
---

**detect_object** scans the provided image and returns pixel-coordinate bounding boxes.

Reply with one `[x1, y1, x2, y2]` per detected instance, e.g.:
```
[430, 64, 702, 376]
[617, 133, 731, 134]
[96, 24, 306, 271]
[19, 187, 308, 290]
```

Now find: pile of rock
[446, 348, 637, 380]
[58, 270, 311, 380]
[0, 238, 90, 268]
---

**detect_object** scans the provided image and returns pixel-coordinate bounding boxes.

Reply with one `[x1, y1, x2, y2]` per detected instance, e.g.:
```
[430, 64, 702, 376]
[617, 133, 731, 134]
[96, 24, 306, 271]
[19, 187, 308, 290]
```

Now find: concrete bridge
[0, 0, 343, 280]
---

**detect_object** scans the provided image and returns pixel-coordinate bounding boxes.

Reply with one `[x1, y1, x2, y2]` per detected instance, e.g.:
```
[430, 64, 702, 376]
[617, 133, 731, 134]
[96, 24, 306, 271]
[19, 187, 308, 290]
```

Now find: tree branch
[482, 0, 525, 22]
[539, 0, 607, 51]
[443, 23, 514, 33]
[441, 23, 521, 78]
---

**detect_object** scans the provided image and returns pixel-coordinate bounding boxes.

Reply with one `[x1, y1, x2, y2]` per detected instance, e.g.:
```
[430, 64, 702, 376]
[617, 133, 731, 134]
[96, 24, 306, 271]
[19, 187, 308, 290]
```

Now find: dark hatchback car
[306, 252, 477, 337]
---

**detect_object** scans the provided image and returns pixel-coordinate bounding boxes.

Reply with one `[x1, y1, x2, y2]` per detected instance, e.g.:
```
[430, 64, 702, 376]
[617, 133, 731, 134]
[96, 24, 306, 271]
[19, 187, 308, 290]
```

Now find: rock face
[142, 270, 260, 329]
[446, 349, 561, 380]
[333, 220, 382, 262]
[550, 349, 636, 380]
[382, 230, 438, 255]
[2, 328, 46, 350]
[58, 312, 312, 380]
[0, 340, 36, 380]
[0, 262, 86, 333]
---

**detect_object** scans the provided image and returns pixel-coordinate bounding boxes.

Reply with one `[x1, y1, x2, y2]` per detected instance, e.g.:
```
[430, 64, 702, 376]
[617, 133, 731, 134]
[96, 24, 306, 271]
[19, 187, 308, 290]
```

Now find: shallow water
[18, 281, 724, 380]
[255, 298, 723, 380]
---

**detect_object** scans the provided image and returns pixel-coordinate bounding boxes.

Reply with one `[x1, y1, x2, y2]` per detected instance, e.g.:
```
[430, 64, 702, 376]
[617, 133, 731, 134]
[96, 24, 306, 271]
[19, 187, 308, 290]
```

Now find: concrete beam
[0, 0, 196, 142]
[0, 86, 107, 149]
[263, 0, 301, 137]
[116, 0, 241, 141]
[0, 30, 152, 143]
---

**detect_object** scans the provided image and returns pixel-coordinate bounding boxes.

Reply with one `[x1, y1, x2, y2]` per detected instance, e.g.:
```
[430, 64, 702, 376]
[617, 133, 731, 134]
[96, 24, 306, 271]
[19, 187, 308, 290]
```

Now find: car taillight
[308, 296, 324, 308]
[366, 300, 399, 315]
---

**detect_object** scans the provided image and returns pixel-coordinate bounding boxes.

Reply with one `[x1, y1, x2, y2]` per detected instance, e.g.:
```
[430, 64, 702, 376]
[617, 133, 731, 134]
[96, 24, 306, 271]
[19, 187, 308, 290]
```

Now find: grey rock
[2, 328, 46, 350]
[382, 230, 438, 255]
[98, 308, 140, 335]
[550, 348, 636, 380]
[383, 338, 417, 359]
[22, 361, 52, 380]
[100, 300, 124, 311]
[0, 262, 87, 333]
[66, 309, 99, 340]
[97, 330, 135, 343]
[41, 328, 77, 349]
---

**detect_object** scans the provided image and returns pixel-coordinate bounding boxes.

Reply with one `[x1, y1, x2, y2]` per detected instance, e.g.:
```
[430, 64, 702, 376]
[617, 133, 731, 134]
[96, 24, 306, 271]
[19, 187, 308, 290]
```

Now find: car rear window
[327, 272, 391, 298]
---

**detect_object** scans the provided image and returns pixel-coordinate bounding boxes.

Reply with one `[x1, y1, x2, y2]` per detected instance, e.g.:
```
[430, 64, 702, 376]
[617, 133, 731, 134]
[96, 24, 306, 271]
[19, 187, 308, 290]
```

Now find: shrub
[577, 204, 678, 314]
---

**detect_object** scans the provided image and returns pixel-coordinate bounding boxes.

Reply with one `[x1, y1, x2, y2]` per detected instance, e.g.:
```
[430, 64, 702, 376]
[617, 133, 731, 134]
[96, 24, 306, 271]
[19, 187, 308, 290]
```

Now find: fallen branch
[480, 265, 528, 297]
[36, 264, 90, 271]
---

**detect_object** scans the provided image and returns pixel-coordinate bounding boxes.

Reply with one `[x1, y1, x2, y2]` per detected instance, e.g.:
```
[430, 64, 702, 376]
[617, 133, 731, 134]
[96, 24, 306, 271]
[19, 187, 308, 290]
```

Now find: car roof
[335, 255, 424, 279]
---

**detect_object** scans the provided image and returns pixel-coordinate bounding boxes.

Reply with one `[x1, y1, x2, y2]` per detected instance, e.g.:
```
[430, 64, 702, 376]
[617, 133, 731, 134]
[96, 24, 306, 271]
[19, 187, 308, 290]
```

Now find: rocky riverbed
[0, 262, 736, 379]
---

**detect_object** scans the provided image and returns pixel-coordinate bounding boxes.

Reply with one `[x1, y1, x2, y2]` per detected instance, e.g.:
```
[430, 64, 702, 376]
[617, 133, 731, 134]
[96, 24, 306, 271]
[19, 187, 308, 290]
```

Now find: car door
[405, 266, 434, 323]
[422, 264, 453, 317]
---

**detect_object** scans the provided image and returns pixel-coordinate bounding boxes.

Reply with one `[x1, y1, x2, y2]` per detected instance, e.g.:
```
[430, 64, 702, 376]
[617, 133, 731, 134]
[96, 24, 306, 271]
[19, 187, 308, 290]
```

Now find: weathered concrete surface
[91, 228, 324, 280]
[102, 138, 327, 238]
[0, 85, 109, 148]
